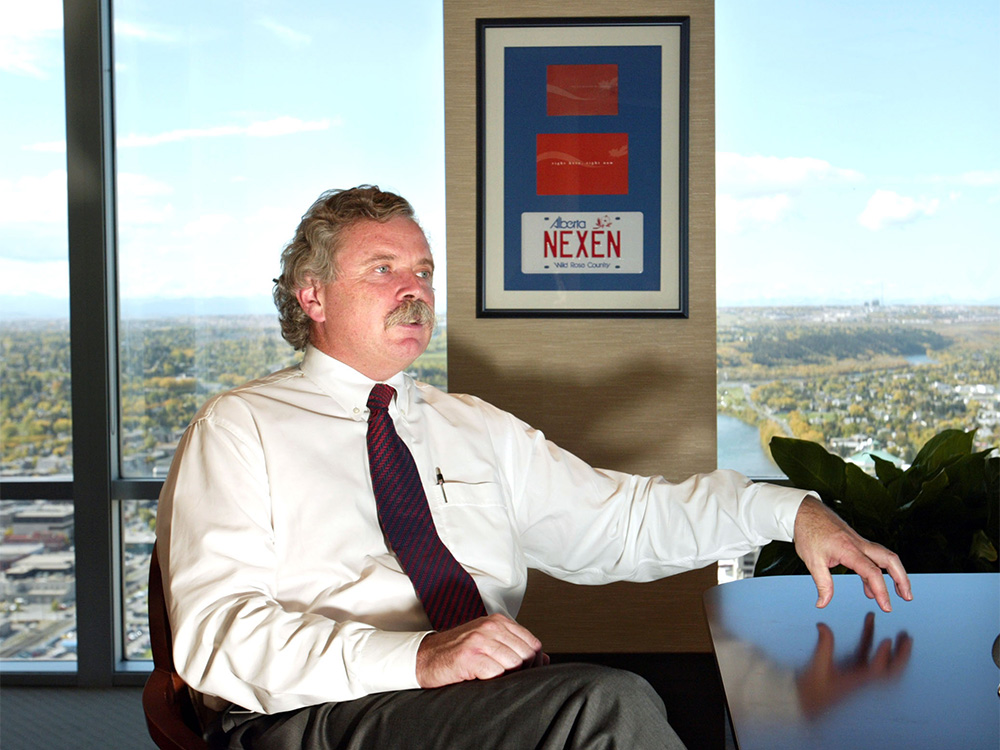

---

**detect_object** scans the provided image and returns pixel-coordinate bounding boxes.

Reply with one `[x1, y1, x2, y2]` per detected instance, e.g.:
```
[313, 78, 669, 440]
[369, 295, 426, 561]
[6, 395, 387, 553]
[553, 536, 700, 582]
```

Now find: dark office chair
[142, 547, 211, 750]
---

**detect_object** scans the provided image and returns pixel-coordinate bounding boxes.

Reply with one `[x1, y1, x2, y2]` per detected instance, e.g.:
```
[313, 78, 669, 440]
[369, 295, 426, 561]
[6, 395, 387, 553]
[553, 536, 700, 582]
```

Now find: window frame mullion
[64, 0, 120, 687]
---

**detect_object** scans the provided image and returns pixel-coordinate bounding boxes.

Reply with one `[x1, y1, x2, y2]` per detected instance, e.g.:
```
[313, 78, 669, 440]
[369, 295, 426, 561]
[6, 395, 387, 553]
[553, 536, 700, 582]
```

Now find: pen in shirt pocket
[435, 467, 448, 503]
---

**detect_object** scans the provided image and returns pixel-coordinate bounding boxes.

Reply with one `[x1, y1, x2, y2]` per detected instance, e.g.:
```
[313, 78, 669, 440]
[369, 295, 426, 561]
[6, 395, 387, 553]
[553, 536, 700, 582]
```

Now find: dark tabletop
[704, 573, 1000, 750]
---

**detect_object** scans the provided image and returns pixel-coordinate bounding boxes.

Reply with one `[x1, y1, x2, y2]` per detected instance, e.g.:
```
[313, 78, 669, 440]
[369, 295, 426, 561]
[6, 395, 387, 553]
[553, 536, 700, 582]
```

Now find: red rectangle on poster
[547, 64, 619, 116]
[536, 132, 629, 195]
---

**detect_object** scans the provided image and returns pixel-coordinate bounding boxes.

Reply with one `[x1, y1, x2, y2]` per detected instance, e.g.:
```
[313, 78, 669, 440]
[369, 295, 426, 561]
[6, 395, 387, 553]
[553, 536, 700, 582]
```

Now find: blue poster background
[504, 45, 663, 292]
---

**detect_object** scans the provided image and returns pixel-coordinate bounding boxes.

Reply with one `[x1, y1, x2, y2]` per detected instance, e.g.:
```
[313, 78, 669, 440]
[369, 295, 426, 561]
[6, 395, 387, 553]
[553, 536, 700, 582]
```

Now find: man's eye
[417, 270, 432, 279]
[375, 265, 389, 274]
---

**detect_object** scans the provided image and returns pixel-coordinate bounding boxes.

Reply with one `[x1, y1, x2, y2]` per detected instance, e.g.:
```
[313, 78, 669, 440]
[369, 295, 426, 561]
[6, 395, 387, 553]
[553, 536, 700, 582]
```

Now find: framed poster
[476, 16, 690, 318]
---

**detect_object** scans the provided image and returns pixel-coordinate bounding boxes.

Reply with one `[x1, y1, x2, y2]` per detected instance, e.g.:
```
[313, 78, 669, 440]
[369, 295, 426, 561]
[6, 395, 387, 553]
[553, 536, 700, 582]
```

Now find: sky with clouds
[716, 0, 999, 305]
[1, 0, 446, 316]
[1, 0, 997, 317]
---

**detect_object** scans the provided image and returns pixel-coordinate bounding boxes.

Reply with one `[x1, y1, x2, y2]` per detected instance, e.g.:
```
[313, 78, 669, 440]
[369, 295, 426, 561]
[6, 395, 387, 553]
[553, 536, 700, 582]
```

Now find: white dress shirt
[156, 345, 808, 714]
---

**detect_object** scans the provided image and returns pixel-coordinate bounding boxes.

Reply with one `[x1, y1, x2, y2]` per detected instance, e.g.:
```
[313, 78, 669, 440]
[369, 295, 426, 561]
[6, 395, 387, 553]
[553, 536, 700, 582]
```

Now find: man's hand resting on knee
[416, 613, 549, 688]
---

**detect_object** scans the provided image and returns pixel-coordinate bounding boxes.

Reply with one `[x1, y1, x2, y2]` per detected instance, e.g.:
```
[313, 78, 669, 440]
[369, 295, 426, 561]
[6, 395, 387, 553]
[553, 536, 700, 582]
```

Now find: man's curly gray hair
[273, 185, 417, 350]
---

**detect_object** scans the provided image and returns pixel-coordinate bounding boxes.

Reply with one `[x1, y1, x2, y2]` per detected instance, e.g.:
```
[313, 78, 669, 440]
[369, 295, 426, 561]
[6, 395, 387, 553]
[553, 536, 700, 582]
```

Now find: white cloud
[256, 18, 311, 47]
[921, 169, 1000, 188]
[718, 152, 864, 194]
[717, 193, 791, 234]
[22, 140, 66, 154]
[0, 170, 67, 224]
[717, 152, 864, 234]
[118, 172, 173, 197]
[0, 173, 68, 263]
[858, 189, 940, 231]
[178, 214, 234, 238]
[118, 220, 279, 300]
[25, 116, 337, 154]
[245, 116, 333, 138]
[958, 169, 1000, 187]
[0, 0, 63, 78]
[0, 258, 69, 297]
[117, 173, 175, 225]
[117, 116, 334, 148]
[113, 20, 178, 43]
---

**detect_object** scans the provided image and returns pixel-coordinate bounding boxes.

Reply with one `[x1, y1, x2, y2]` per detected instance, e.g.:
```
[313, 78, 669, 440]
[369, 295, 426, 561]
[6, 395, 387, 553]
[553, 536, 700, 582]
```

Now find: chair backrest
[143, 546, 211, 750]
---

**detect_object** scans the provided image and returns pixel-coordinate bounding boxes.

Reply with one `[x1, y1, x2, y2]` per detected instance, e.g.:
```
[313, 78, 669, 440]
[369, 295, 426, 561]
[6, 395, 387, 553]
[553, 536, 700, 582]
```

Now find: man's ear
[295, 281, 326, 323]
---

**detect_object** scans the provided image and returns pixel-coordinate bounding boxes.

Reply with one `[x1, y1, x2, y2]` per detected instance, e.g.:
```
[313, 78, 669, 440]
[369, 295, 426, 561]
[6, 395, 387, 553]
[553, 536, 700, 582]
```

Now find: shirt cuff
[749, 483, 815, 543]
[349, 626, 429, 694]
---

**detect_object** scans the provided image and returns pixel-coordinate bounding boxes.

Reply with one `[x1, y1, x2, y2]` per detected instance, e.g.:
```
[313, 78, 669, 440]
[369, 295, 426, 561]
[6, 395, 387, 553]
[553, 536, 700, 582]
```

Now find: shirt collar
[299, 345, 414, 420]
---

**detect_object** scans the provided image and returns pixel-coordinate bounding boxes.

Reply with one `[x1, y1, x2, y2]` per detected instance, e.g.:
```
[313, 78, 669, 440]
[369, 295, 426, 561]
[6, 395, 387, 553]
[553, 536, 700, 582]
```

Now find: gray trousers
[211, 663, 687, 749]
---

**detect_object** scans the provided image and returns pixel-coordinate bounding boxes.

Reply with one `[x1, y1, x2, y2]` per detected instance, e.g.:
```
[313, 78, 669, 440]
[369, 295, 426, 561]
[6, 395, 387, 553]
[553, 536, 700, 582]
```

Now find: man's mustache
[384, 298, 435, 330]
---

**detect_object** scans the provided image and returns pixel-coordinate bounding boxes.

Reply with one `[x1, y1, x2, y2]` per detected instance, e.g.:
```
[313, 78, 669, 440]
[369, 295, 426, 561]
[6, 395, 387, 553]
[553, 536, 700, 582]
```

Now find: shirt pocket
[430, 480, 523, 591]
[432, 477, 505, 508]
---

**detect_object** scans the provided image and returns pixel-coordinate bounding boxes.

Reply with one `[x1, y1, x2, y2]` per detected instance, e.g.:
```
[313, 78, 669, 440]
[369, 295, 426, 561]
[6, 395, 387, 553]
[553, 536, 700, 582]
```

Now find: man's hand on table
[416, 613, 549, 688]
[793, 496, 913, 612]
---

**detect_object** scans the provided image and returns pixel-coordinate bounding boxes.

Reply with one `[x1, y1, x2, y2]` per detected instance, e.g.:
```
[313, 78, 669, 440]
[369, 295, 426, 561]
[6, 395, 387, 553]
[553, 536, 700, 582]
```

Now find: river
[717, 414, 784, 479]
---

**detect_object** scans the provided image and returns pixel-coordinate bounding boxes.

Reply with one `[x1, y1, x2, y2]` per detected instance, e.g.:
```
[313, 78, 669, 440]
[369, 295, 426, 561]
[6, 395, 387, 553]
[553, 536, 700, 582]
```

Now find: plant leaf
[843, 462, 896, 530]
[986, 456, 1000, 550]
[909, 429, 975, 475]
[898, 469, 952, 515]
[769, 437, 847, 502]
[753, 540, 807, 577]
[970, 529, 998, 563]
[944, 450, 994, 502]
[870, 454, 904, 503]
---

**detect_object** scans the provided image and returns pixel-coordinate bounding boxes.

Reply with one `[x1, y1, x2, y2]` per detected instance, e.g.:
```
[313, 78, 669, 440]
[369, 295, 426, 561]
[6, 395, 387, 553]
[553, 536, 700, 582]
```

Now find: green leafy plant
[755, 429, 999, 576]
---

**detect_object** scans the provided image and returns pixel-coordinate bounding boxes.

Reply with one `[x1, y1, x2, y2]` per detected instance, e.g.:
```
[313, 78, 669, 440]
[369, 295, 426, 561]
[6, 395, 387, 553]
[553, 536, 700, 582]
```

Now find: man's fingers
[481, 631, 540, 670]
[483, 614, 544, 663]
[863, 573, 891, 612]
[844, 540, 915, 612]
[451, 615, 541, 673]
[839, 547, 893, 612]
[868, 545, 913, 602]
[809, 563, 835, 609]
[416, 614, 547, 688]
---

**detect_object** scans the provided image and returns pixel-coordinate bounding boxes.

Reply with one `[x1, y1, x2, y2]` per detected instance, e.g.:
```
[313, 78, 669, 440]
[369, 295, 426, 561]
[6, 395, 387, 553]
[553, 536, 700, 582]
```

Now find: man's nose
[397, 271, 428, 299]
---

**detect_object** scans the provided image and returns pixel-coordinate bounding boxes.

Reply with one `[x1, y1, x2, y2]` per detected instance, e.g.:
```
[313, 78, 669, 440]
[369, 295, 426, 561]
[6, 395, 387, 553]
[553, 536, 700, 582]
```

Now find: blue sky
[1, 0, 997, 317]
[716, 0, 999, 305]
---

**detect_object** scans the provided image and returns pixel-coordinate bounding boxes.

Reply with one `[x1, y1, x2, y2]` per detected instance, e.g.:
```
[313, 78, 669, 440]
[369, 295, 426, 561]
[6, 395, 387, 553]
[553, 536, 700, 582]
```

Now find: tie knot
[367, 383, 396, 411]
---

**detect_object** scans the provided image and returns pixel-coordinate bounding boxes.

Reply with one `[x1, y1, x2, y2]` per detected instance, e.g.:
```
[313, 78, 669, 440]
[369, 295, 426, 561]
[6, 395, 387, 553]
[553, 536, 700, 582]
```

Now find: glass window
[715, 0, 999, 580]
[0, 3, 77, 662]
[1, 1, 72, 479]
[121, 500, 155, 660]
[111, 0, 446, 658]
[112, 0, 448, 480]
[1, 500, 77, 662]
[1, 321, 72, 478]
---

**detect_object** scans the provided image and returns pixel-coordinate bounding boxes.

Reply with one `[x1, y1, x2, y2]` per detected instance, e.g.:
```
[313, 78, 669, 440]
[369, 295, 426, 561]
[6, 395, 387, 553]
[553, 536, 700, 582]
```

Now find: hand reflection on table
[796, 612, 913, 719]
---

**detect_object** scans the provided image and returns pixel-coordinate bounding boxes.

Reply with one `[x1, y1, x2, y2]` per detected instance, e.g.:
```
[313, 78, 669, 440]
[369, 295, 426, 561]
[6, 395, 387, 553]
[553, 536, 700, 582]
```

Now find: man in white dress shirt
[156, 185, 912, 749]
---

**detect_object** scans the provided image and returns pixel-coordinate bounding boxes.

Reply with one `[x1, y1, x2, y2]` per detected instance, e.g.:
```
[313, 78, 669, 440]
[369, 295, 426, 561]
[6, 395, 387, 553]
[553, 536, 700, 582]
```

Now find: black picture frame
[476, 16, 690, 318]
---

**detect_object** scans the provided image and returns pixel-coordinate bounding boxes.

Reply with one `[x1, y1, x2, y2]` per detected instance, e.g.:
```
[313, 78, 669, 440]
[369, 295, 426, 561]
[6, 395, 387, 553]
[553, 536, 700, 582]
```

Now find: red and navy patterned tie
[366, 383, 488, 631]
